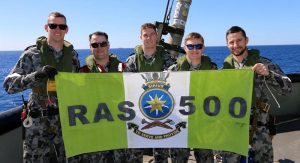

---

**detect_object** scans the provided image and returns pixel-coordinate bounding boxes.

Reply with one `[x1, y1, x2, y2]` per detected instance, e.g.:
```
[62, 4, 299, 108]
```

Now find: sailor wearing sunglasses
[3, 12, 80, 162]
[79, 31, 125, 73]
[168, 32, 217, 163]
[169, 32, 217, 71]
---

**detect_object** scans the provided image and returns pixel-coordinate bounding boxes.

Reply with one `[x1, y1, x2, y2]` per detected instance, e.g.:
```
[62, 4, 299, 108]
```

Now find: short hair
[184, 32, 204, 45]
[226, 26, 247, 39]
[89, 31, 109, 41]
[48, 12, 67, 24]
[140, 23, 157, 35]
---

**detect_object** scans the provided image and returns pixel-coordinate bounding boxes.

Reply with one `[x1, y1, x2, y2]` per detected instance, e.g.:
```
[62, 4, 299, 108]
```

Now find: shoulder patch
[24, 45, 36, 51]
[109, 53, 120, 59]
[128, 53, 135, 57]
[248, 48, 260, 55]
[19, 45, 39, 60]
[260, 56, 272, 62]
[126, 53, 136, 63]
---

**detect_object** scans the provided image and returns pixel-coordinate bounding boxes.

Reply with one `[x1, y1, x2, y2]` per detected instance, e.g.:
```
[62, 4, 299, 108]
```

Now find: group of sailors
[3, 11, 292, 163]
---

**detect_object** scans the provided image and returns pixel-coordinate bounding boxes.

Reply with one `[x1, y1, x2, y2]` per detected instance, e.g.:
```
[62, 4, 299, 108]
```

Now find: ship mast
[156, 0, 192, 58]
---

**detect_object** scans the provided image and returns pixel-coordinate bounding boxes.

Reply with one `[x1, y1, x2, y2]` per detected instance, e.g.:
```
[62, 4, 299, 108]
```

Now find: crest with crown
[141, 72, 170, 91]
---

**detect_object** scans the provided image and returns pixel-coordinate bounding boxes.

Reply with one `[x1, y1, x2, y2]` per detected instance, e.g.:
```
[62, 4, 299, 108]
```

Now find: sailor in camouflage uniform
[3, 12, 80, 163]
[125, 23, 175, 73]
[79, 31, 125, 73]
[221, 26, 292, 163]
[168, 32, 217, 163]
[124, 23, 175, 163]
[68, 31, 125, 163]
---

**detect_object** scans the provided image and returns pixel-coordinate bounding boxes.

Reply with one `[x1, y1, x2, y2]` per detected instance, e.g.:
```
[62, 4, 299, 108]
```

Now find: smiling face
[226, 31, 249, 57]
[184, 38, 205, 62]
[183, 32, 205, 65]
[45, 15, 68, 44]
[90, 34, 110, 60]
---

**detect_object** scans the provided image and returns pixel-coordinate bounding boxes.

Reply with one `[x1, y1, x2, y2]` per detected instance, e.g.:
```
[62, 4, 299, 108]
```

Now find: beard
[232, 47, 247, 56]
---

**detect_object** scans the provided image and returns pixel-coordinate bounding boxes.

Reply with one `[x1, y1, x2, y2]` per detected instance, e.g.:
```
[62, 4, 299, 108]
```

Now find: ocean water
[0, 45, 299, 112]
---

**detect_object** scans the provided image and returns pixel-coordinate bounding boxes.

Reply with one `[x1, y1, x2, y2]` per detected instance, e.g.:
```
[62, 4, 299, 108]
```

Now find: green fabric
[85, 54, 122, 72]
[222, 49, 259, 106]
[56, 70, 254, 157]
[176, 55, 213, 71]
[188, 69, 254, 156]
[135, 45, 165, 72]
[223, 49, 260, 69]
[56, 72, 127, 158]
[36, 36, 74, 72]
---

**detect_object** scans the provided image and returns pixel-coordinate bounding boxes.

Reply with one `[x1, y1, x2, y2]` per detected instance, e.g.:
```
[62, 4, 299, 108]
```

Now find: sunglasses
[186, 44, 203, 50]
[48, 23, 68, 30]
[90, 41, 108, 48]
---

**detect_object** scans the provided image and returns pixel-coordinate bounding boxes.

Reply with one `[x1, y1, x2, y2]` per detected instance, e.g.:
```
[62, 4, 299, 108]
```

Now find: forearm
[3, 72, 38, 94]
[265, 65, 292, 95]
[3, 50, 40, 94]
[125, 55, 137, 72]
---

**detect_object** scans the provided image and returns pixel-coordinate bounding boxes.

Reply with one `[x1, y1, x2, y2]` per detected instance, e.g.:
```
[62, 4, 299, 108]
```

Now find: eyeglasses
[48, 23, 68, 30]
[186, 44, 203, 50]
[90, 41, 108, 48]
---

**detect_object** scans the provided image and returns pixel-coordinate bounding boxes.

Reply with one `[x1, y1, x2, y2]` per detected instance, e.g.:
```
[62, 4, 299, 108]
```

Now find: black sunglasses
[186, 44, 203, 50]
[48, 23, 68, 30]
[90, 41, 108, 48]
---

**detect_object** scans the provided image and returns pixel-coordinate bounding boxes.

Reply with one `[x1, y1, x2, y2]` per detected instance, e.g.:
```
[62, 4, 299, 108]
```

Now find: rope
[264, 76, 280, 108]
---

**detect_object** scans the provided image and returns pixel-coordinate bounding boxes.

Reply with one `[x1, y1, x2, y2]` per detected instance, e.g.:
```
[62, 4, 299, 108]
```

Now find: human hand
[35, 65, 58, 80]
[252, 63, 270, 76]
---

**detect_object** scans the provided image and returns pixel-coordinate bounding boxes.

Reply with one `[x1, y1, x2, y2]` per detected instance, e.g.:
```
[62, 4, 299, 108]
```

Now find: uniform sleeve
[261, 58, 292, 96]
[211, 62, 218, 70]
[163, 54, 176, 71]
[3, 50, 40, 94]
[125, 55, 137, 72]
[72, 50, 80, 72]
[167, 64, 178, 71]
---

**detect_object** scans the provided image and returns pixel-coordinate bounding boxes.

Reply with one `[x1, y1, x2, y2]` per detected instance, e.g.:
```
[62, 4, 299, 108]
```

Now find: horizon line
[0, 44, 299, 52]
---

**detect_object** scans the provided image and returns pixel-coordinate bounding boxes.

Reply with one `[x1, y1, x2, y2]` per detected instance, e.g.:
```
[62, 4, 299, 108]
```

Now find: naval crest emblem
[127, 72, 186, 139]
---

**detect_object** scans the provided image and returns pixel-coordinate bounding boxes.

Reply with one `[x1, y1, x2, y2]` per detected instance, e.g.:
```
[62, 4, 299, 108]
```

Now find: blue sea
[0, 45, 299, 112]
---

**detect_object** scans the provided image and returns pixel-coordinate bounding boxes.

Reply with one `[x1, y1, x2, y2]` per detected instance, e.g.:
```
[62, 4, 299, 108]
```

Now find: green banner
[56, 70, 254, 157]
[188, 69, 253, 156]
[56, 73, 127, 157]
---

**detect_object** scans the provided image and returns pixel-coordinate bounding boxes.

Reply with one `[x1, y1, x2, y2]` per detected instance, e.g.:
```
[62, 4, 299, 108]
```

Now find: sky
[0, 0, 299, 51]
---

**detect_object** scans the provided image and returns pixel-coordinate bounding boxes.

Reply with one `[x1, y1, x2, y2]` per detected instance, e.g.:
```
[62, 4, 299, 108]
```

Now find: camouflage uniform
[3, 36, 80, 163]
[222, 49, 292, 163]
[125, 45, 175, 163]
[168, 55, 217, 163]
[125, 45, 175, 73]
[79, 54, 125, 73]
[213, 150, 240, 163]
[68, 54, 125, 163]
[68, 152, 114, 163]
